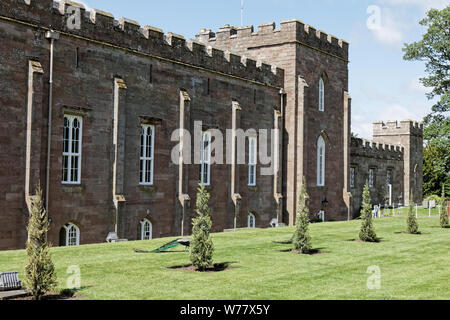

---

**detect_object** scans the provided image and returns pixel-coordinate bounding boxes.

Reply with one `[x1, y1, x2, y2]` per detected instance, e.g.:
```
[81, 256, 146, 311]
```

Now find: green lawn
[0, 216, 448, 300]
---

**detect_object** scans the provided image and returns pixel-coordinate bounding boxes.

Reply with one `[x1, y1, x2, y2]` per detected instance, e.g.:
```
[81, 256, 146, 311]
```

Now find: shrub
[359, 182, 378, 242]
[293, 177, 312, 254]
[407, 192, 420, 234]
[440, 186, 449, 228]
[190, 184, 214, 271]
[24, 185, 57, 300]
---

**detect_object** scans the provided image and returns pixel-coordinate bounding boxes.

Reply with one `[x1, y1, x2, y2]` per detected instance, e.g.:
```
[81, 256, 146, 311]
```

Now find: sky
[73, 0, 449, 139]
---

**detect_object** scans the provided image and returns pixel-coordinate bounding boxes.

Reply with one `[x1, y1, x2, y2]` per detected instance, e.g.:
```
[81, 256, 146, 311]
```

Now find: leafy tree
[423, 144, 449, 197]
[190, 184, 214, 271]
[293, 177, 312, 254]
[403, 6, 450, 198]
[24, 185, 57, 300]
[403, 6, 449, 122]
[359, 182, 378, 242]
[407, 192, 420, 234]
[440, 185, 449, 228]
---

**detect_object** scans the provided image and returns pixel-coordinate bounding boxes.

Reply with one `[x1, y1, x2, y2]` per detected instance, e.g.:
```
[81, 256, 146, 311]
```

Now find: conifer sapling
[293, 177, 312, 254]
[359, 182, 378, 242]
[440, 185, 449, 228]
[407, 191, 420, 234]
[190, 184, 214, 271]
[24, 185, 57, 300]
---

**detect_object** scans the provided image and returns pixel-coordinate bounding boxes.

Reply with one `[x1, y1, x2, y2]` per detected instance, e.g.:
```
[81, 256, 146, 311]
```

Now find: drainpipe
[278, 88, 285, 224]
[45, 30, 59, 210]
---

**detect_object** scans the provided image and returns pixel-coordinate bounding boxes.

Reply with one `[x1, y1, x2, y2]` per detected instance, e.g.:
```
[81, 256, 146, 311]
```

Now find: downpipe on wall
[45, 30, 59, 211]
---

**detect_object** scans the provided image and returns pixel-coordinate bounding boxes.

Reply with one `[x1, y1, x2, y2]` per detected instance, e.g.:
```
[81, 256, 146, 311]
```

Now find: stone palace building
[0, 0, 423, 250]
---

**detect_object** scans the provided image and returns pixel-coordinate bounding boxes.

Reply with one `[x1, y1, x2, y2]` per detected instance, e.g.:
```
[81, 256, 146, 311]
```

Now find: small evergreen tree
[24, 185, 57, 300]
[407, 192, 420, 234]
[440, 185, 449, 228]
[190, 184, 214, 271]
[359, 182, 378, 242]
[293, 177, 312, 254]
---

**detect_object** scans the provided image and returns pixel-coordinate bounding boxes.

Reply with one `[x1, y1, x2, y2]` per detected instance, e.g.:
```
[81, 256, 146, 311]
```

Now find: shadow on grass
[280, 248, 327, 255]
[11, 287, 90, 301]
[346, 238, 383, 243]
[273, 240, 293, 245]
[167, 261, 239, 273]
[394, 231, 429, 235]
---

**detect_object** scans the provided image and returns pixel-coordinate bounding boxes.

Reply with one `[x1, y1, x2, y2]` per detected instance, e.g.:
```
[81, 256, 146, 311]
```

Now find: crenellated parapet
[196, 19, 349, 62]
[351, 137, 404, 161]
[0, 0, 284, 88]
[373, 120, 423, 138]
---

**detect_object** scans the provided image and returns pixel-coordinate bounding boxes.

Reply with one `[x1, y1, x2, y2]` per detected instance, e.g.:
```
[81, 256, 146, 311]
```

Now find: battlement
[0, 0, 284, 87]
[373, 120, 423, 137]
[196, 19, 349, 61]
[351, 137, 404, 161]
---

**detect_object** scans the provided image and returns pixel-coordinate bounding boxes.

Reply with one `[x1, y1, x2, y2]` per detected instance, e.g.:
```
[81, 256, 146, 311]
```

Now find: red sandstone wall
[0, 0, 282, 250]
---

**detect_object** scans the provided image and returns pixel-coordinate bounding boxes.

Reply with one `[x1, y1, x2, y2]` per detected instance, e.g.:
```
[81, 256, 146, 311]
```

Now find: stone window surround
[62, 114, 83, 185]
[140, 124, 155, 186]
[248, 136, 257, 187]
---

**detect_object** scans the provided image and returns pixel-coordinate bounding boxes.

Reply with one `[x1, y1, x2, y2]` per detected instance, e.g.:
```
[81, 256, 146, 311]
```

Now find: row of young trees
[293, 179, 449, 252]
[24, 178, 448, 299]
[358, 182, 449, 243]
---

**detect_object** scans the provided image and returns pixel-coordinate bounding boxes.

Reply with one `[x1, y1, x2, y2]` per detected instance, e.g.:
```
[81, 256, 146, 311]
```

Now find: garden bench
[0, 272, 22, 291]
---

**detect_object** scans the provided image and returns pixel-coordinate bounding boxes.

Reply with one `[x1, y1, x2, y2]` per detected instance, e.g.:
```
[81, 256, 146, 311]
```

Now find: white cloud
[368, 0, 449, 47]
[352, 104, 416, 139]
[407, 77, 430, 94]
[379, 0, 449, 11]
[367, 7, 405, 47]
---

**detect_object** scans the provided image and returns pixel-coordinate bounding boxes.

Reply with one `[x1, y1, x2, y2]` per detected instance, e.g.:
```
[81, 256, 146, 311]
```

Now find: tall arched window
[319, 78, 325, 112]
[62, 115, 83, 184]
[140, 219, 153, 240]
[248, 213, 256, 229]
[317, 136, 326, 186]
[140, 125, 155, 186]
[59, 223, 80, 247]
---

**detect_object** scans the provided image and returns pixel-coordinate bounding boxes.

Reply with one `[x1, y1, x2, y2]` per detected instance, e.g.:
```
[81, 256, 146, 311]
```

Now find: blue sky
[75, 0, 449, 139]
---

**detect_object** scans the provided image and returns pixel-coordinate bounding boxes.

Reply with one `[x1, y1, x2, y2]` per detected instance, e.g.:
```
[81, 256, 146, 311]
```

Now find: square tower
[373, 121, 424, 205]
[197, 20, 351, 223]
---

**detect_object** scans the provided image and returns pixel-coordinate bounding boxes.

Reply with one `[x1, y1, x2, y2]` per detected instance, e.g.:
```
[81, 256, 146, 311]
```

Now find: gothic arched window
[319, 78, 325, 112]
[59, 223, 80, 247]
[317, 136, 326, 186]
[140, 219, 153, 240]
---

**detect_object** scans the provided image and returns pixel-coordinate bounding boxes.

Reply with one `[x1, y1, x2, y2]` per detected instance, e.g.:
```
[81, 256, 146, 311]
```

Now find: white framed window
[248, 137, 257, 186]
[248, 213, 256, 229]
[319, 77, 325, 112]
[140, 125, 155, 185]
[61, 223, 80, 247]
[350, 167, 355, 189]
[369, 169, 375, 188]
[140, 219, 152, 240]
[200, 131, 211, 186]
[317, 136, 325, 186]
[62, 115, 82, 184]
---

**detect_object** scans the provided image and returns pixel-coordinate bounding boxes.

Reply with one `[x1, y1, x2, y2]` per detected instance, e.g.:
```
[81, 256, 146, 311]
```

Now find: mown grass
[0, 216, 448, 300]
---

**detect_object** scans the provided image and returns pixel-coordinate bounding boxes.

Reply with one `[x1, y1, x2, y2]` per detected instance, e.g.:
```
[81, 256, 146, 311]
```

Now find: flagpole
[241, 0, 244, 26]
